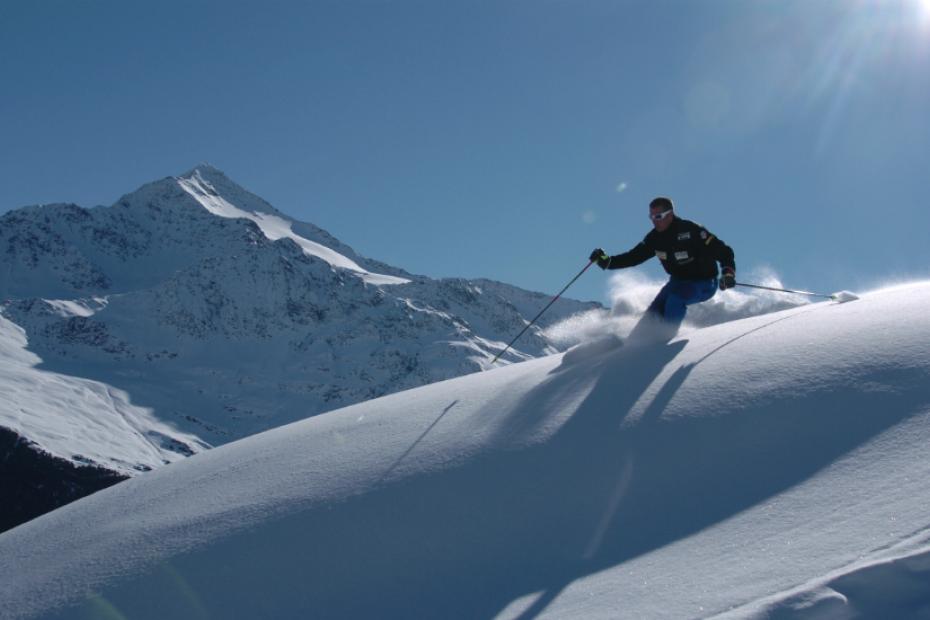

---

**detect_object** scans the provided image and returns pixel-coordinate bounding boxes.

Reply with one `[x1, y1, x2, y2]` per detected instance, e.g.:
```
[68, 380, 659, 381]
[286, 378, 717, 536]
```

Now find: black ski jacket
[601, 217, 735, 280]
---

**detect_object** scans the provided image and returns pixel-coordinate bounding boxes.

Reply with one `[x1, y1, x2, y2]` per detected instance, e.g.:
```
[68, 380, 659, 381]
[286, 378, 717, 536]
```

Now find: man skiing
[589, 196, 736, 334]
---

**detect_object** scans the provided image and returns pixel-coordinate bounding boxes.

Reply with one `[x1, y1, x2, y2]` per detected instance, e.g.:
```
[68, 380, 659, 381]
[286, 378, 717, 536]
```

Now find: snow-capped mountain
[0, 165, 599, 527]
[2, 282, 929, 619]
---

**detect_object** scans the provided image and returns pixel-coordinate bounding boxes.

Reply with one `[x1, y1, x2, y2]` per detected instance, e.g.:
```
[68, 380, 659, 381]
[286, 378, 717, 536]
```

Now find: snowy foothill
[0, 313, 206, 475]
[3, 281, 930, 619]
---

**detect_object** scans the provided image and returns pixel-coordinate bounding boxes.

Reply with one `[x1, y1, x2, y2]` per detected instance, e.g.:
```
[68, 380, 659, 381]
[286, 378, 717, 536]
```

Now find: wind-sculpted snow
[724, 527, 930, 619]
[2, 283, 929, 619]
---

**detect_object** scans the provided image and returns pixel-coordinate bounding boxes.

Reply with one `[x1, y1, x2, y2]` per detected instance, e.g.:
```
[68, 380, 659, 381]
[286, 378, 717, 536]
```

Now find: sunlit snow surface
[0, 314, 205, 474]
[3, 283, 930, 619]
[178, 169, 409, 286]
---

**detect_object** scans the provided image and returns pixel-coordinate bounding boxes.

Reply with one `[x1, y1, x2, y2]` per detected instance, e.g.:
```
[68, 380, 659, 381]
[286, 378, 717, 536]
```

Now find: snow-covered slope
[3, 282, 929, 619]
[0, 314, 205, 474]
[0, 165, 598, 479]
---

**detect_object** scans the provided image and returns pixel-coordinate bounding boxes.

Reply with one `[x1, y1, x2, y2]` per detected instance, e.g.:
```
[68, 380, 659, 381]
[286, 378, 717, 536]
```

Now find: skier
[589, 196, 736, 335]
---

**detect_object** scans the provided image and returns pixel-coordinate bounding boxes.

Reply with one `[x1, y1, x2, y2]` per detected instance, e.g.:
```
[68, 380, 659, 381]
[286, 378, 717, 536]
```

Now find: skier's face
[649, 206, 674, 232]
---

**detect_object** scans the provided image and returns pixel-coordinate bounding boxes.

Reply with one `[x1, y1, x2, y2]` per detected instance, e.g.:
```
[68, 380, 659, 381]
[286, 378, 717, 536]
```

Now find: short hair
[649, 196, 674, 211]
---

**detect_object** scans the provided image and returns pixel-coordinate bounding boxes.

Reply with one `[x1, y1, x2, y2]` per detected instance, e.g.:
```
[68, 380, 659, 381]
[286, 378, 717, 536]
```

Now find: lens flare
[802, 0, 930, 154]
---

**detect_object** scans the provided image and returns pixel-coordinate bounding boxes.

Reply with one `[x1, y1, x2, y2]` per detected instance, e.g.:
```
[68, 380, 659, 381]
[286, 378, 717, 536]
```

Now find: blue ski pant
[647, 277, 718, 328]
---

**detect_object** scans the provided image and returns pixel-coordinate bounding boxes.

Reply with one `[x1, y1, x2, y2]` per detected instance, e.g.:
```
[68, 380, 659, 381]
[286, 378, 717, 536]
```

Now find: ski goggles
[649, 209, 672, 221]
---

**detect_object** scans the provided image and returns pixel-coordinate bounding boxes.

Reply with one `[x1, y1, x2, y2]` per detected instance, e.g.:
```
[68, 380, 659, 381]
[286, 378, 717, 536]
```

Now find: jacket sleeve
[699, 227, 736, 272]
[604, 238, 654, 269]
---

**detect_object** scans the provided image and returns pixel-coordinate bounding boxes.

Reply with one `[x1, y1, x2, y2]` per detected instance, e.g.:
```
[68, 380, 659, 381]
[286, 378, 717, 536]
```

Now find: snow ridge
[177, 169, 409, 285]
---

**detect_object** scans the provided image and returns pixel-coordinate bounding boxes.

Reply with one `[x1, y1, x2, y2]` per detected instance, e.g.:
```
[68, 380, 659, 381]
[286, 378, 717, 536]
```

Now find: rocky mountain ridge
[0, 166, 599, 529]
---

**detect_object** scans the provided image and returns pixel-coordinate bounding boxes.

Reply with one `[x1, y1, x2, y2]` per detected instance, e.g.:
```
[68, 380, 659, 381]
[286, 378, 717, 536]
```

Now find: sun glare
[796, 0, 930, 155]
[916, 0, 930, 24]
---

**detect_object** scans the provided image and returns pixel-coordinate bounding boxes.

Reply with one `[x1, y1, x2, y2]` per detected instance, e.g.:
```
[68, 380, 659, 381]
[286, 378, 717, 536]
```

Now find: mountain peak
[176, 164, 245, 200]
[179, 162, 227, 181]
[175, 164, 274, 216]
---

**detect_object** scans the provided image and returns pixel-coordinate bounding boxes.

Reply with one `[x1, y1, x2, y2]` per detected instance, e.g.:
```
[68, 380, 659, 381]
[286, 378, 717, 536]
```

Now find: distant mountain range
[0, 165, 599, 531]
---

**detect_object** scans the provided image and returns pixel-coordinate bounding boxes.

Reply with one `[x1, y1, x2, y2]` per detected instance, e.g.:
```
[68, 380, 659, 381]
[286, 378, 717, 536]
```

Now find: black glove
[720, 267, 736, 291]
[589, 248, 609, 269]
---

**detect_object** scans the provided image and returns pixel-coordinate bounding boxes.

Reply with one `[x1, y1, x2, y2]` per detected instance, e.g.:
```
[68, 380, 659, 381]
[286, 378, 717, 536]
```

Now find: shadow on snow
[71, 311, 924, 620]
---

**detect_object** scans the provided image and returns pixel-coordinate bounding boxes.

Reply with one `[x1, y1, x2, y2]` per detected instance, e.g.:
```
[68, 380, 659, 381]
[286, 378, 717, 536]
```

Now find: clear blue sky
[2, 0, 929, 304]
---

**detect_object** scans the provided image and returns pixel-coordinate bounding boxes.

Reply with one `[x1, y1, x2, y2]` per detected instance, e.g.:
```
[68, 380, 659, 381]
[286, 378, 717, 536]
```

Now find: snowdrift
[2, 283, 930, 619]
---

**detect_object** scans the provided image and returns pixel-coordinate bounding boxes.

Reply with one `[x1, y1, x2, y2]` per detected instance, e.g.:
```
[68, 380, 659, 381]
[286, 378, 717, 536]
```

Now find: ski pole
[490, 260, 596, 365]
[736, 282, 839, 300]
